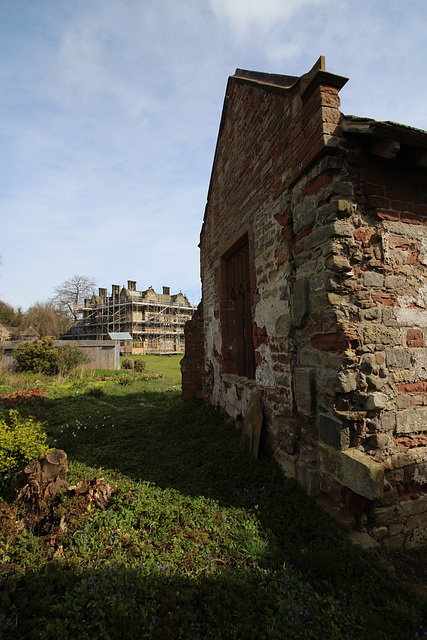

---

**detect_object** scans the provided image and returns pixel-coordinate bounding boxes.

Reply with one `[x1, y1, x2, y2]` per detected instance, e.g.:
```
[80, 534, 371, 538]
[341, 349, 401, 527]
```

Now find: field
[0, 357, 426, 639]
[123, 354, 183, 385]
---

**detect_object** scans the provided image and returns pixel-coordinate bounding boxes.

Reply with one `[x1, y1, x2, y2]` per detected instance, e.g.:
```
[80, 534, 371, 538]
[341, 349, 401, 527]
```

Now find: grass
[0, 357, 426, 639]
[122, 354, 183, 385]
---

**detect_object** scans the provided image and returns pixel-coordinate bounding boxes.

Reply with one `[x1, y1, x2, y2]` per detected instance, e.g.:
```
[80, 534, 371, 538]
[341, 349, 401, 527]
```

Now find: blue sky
[1, 0, 427, 310]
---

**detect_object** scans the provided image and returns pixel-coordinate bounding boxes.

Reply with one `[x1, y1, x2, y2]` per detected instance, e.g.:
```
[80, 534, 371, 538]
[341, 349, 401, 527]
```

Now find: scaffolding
[75, 282, 195, 354]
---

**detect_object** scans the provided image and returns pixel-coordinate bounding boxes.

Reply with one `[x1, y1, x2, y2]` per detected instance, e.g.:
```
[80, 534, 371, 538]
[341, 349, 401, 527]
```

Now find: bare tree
[53, 275, 97, 324]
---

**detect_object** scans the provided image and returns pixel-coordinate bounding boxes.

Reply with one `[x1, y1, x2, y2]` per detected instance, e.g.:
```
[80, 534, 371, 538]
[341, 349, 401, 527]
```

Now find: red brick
[375, 210, 400, 222]
[401, 212, 422, 225]
[274, 209, 292, 227]
[363, 183, 384, 196]
[354, 228, 379, 244]
[367, 195, 391, 209]
[371, 292, 395, 306]
[385, 187, 423, 204]
[396, 381, 427, 393]
[295, 227, 312, 242]
[304, 173, 333, 196]
[345, 490, 367, 516]
[406, 329, 424, 347]
[311, 332, 351, 352]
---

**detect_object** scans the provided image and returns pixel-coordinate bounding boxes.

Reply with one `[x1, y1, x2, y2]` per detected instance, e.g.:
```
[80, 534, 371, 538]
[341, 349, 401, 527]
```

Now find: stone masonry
[181, 57, 427, 550]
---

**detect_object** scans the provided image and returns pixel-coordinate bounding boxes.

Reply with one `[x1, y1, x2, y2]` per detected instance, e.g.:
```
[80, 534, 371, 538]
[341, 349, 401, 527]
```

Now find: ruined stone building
[80, 281, 194, 354]
[181, 57, 427, 550]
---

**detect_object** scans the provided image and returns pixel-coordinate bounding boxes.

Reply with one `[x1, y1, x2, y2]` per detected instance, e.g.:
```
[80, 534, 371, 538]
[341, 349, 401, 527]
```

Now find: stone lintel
[319, 442, 384, 500]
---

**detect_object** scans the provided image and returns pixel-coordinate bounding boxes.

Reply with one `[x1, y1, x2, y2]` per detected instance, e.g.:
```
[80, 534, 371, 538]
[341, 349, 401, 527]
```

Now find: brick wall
[184, 61, 427, 550]
[181, 303, 204, 401]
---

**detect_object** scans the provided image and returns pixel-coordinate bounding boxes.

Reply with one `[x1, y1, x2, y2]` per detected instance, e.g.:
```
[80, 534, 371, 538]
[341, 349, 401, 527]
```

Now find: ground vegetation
[0, 355, 425, 639]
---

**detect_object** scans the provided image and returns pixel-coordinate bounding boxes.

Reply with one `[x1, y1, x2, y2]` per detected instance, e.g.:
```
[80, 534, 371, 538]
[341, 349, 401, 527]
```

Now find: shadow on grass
[20, 390, 427, 579]
[2, 390, 427, 639]
[0, 555, 418, 640]
[40, 390, 338, 551]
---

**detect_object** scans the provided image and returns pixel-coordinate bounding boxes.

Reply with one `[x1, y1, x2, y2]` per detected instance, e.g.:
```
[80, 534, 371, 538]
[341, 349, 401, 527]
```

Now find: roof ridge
[233, 69, 298, 89]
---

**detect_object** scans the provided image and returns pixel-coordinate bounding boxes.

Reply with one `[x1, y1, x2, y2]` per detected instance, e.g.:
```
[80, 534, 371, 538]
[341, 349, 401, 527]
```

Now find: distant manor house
[79, 281, 194, 354]
[181, 58, 427, 550]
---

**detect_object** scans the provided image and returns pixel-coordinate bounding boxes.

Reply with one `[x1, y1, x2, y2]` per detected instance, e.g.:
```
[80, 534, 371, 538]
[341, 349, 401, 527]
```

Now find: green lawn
[0, 361, 426, 639]
[122, 354, 183, 385]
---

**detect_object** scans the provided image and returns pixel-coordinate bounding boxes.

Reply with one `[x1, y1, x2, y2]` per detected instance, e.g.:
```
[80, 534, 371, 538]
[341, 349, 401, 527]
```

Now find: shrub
[13, 339, 90, 376]
[0, 409, 49, 489]
[121, 358, 134, 370]
[133, 359, 146, 372]
[57, 344, 91, 374]
[14, 338, 59, 375]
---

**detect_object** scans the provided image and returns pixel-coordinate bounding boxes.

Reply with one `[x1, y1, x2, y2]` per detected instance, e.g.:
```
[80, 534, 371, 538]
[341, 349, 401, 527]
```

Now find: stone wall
[335, 135, 427, 550]
[181, 59, 427, 550]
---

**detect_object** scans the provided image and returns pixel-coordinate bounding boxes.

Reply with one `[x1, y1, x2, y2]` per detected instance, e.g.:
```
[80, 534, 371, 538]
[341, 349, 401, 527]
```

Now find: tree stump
[11, 449, 68, 532]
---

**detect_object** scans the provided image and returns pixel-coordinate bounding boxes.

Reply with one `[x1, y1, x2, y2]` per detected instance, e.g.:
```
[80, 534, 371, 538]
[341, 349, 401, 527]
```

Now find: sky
[1, 0, 427, 311]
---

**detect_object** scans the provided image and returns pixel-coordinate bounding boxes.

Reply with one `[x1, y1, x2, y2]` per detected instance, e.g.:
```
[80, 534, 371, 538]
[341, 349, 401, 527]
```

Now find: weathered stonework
[181, 302, 204, 401]
[181, 57, 427, 550]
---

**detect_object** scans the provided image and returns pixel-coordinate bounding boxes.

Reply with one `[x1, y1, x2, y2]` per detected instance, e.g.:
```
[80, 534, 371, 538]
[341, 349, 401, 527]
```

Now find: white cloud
[208, 0, 324, 35]
[263, 38, 304, 65]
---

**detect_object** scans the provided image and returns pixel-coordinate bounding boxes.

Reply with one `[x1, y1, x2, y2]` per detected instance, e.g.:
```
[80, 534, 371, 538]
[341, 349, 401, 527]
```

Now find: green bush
[121, 358, 134, 370]
[14, 338, 59, 375]
[0, 409, 49, 489]
[57, 344, 91, 374]
[13, 339, 89, 375]
[133, 359, 146, 372]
